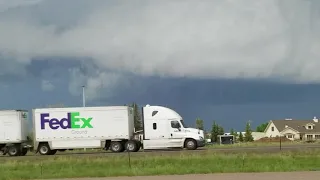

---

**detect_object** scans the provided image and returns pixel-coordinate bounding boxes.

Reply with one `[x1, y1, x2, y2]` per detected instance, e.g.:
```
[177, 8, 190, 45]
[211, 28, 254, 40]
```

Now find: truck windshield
[180, 120, 187, 128]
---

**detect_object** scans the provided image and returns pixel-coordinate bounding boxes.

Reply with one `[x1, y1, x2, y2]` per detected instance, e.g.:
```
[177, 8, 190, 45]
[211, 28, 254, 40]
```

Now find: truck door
[168, 120, 185, 147]
[2, 119, 14, 141]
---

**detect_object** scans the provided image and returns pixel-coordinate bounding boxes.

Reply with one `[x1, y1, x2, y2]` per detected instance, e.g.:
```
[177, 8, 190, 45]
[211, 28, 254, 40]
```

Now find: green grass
[1, 149, 320, 180]
[206, 141, 320, 148]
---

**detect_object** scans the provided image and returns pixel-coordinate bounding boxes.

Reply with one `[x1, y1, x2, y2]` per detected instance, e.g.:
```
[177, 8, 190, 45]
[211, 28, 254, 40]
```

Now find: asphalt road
[1, 144, 320, 161]
[41, 171, 320, 180]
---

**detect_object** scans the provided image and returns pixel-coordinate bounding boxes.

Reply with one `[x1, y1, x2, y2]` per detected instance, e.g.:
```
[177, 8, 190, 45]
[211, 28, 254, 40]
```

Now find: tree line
[196, 118, 262, 143]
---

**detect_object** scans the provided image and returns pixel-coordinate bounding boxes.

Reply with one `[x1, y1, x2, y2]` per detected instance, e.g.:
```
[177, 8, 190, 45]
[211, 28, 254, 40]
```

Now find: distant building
[251, 132, 265, 141]
[236, 131, 265, 141]
[264, 117, 320, 141]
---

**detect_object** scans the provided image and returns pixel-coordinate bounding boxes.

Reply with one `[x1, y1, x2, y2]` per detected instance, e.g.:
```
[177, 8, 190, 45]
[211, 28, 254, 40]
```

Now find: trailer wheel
[110, 141, 124, 152]
[8, 145, 21, 156]
[21, 148, 28, 156]
[125, 140, 139, 152]
[38, 143, 51, 155]
[185, 139, 197, 150]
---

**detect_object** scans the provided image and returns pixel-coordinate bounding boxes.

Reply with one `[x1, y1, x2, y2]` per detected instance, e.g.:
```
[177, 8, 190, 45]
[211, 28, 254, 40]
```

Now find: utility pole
[82, 85, 86, 151]
[82, 85, 86, 107]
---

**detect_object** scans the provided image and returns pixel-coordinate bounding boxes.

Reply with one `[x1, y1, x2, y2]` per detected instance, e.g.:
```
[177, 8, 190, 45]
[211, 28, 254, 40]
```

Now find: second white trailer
[0, 110, 32, 156]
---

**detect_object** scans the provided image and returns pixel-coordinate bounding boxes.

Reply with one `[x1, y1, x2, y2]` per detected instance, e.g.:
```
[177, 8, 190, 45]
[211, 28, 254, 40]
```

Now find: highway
[1, 144, 319, 161]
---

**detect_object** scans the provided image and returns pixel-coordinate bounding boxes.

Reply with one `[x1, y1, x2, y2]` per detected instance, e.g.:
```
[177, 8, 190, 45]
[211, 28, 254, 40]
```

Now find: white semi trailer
[32, 104, 205, 155]
[0, 110, 32, 156]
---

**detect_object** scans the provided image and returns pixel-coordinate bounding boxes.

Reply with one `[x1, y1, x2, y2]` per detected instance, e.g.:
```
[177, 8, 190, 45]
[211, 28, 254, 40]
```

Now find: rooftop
[271, 118, 319, 133]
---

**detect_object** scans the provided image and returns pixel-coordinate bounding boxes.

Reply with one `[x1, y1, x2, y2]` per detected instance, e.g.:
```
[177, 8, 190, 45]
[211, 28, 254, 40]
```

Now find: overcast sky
[0, 0, 320, 131]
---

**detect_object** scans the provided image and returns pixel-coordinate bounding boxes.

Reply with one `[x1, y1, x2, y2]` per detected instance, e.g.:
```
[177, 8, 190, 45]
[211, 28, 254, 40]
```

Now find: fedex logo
[40, 112, 93, 130]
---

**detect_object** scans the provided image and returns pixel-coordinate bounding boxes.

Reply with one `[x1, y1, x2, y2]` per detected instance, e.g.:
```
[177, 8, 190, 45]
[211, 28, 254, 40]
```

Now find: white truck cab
[141, 105, 205, 150]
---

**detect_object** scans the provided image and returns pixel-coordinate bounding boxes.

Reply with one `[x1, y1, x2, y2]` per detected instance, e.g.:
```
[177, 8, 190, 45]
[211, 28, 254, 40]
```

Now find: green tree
[230, 128, 238, 136]
[256, 122, 268, 132]
[230, 128, 235, 135]
[239, 132, 244, 142]
[218, 125, 224, 135]
[205, 132, 211, 140]
[211, 121, 225, 143]
[244, 121, 254, 142]
[211, 121, 219, 143]
[230, 128, 237, 141]
[195, 118, 204, 130]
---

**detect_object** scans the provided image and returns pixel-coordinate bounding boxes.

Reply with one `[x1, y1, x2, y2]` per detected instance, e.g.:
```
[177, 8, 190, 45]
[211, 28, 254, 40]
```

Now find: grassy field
[0, 149, 320, 180]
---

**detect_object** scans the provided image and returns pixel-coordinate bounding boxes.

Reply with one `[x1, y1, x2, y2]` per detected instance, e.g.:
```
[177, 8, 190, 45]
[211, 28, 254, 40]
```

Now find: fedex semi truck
[33, 104, 205, 155]
[0, 110, 32, 156]
[0, 104, 205, 156]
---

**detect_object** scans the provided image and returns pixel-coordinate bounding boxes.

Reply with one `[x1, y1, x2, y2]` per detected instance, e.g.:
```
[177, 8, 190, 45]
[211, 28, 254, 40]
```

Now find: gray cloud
[68, 66, 130, 101]
[41, 79, 54, 91]
[0, 0, 320, 99]
[0, 0, 43, 13]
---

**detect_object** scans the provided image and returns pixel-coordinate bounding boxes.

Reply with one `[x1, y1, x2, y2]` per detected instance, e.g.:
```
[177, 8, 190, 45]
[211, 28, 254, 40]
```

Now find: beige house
[264, 117, 320, 141]
[251, 132, 266, 141]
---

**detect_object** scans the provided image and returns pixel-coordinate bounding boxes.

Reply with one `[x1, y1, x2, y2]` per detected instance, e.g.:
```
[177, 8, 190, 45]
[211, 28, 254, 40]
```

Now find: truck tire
[21, 148, 28, 156]
[38, 143, 51, 155]
[110, 141, 124, 153]
[136, 141, 142, 150]
[185, 139, 197, 150]
[125, 140, 139, 152]
[49, 150, 57, 155]
[8, 145, 21, 156]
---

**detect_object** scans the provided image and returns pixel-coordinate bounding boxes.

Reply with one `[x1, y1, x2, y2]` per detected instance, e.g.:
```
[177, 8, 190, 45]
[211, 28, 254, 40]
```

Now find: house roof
[271, 119, 320, 133]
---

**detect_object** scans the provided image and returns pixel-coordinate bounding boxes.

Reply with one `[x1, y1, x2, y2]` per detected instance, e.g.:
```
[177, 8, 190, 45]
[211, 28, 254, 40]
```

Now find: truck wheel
[38, 143, 51, 155]
[21, 148, 28, 156]
[136, 141, 142, 151]
[185, 139, 197, 150]
[110, 141, 124, 152]
[8, 145, 21, 156]
[125, 140, 139, 152]
[49, 150, 57, 155]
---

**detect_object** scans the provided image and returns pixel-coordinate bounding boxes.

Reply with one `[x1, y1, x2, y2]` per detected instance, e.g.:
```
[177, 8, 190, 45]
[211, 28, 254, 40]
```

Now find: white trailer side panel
[33, 106, 134, 142]
[0, 110, 28, 143]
